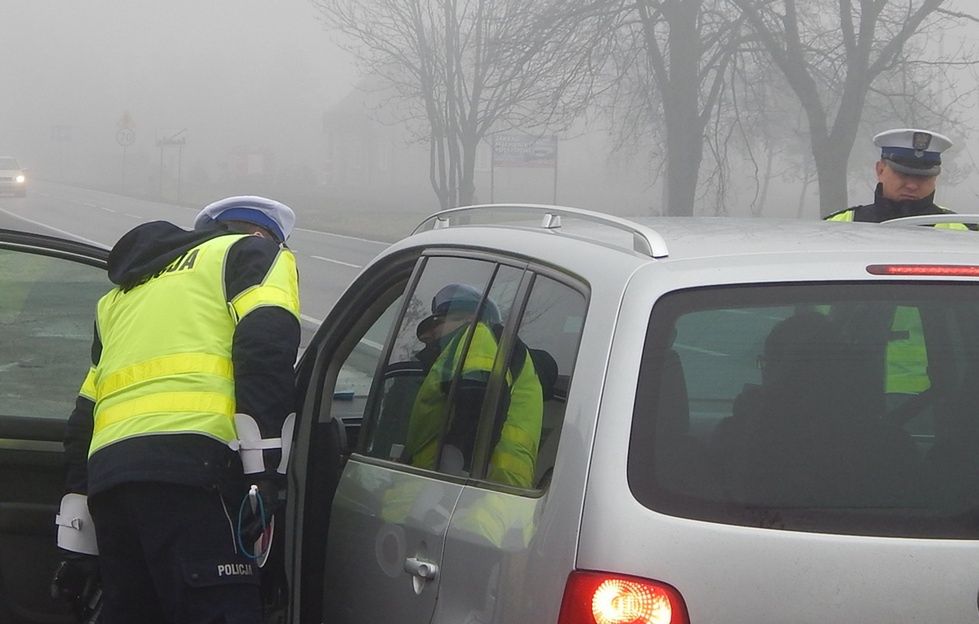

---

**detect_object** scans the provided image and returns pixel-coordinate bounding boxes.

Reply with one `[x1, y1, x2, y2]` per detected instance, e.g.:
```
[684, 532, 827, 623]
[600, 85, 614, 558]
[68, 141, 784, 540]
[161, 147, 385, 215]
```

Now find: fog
[2, 1, 978, 239]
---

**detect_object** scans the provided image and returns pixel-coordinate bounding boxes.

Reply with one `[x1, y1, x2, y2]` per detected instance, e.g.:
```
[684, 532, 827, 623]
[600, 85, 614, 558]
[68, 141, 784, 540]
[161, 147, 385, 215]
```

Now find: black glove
[51, 551, 102, 623]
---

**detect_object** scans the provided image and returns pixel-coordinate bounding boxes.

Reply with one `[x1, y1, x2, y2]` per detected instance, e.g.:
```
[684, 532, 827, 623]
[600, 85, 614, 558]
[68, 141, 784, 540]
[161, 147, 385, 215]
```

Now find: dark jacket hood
[108, 220, 231, 289]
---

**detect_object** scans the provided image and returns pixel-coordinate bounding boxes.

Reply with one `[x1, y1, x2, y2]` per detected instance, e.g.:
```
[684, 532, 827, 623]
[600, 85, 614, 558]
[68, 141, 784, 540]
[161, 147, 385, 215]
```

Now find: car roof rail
[413, 203, 669, 258]
[879, 214, 979, 228]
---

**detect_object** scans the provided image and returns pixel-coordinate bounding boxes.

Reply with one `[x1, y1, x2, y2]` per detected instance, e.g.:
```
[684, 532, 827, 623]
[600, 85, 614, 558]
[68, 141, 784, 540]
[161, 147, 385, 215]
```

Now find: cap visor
[884, 158, 940, 177]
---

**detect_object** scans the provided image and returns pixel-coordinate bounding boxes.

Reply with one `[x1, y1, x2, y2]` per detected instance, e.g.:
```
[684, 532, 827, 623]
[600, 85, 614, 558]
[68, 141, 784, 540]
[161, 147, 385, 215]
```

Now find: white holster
[232, 413, 296, 475]
[55, 493, 99, 555]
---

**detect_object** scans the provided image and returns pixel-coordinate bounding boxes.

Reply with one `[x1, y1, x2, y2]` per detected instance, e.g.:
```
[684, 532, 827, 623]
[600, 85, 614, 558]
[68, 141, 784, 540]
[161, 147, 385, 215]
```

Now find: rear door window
[630, 282, 979, 538]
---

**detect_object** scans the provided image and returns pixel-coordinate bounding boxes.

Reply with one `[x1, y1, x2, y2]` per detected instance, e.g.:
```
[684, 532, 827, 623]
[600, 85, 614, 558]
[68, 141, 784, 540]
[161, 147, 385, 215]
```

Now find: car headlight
[15, 175, 25, 184]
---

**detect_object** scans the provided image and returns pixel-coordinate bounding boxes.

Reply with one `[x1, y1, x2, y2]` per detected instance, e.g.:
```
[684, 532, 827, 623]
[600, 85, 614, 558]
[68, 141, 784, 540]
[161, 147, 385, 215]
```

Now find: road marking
[311, 255, 361, 269]
[97, 205, 117, 213]
[0, 206, 109, 247]
[295, 227, 388, 246]
[300, 313, 323, 325]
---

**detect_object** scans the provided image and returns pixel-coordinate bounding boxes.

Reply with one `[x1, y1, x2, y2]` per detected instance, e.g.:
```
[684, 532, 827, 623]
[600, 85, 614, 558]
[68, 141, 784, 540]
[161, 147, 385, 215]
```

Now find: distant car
[0, 157, 27, 197]
[6, 206, 979, 624]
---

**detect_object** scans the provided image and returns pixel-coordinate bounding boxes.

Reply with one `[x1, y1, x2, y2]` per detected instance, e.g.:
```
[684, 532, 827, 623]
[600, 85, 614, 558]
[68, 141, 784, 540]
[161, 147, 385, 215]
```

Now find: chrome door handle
[404, 556, 439, 580]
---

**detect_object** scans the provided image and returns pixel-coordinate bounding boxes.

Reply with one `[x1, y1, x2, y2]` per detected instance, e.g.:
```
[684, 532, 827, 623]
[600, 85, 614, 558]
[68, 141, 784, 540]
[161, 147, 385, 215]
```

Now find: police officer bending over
[51, 196, 301, 623]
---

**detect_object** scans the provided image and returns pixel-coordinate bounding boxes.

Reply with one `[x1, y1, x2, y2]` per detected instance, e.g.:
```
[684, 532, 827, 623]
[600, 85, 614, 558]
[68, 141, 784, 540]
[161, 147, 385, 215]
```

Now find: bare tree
[731, 0, 977, 216]
[603, 0, 748, 216]
[313, 0, 614, 210]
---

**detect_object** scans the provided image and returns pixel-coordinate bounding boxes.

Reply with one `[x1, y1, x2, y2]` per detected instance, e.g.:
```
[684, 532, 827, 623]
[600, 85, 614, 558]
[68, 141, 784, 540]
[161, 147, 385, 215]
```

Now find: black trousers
[89, 482, 263, 624]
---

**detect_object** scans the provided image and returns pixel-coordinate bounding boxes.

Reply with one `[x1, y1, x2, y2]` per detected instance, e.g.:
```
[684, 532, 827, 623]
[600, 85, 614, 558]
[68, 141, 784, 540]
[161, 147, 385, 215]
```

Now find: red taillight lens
[867, 264, 979, 277]
[558, 571, 689, 624]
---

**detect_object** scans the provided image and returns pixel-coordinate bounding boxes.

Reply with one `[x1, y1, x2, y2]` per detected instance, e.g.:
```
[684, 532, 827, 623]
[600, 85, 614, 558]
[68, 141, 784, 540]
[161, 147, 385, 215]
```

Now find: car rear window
[629, 282, 979, 538]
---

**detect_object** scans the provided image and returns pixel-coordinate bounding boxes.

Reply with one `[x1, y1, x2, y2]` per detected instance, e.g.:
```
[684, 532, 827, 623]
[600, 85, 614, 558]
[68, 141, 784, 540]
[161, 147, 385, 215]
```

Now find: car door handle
[404, 556, 439, 580]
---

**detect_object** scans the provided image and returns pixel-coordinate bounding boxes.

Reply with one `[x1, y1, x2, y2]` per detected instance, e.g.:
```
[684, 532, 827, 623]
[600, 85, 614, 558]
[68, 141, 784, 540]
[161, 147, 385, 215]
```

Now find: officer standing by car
[51, 196, 301, 624]
[826, 129, 967, 396]
[825, 128, 964, 227]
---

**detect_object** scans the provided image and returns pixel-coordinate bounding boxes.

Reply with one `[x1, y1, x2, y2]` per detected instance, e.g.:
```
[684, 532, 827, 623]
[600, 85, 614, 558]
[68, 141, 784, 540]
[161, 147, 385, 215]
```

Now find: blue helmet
[431, 283, 501, 324]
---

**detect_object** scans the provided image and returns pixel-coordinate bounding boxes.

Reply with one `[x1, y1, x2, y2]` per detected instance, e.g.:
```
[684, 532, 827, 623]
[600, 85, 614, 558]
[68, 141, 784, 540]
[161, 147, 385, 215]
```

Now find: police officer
[52, 196, 301, 624]
[404, 284, 543, 488]
[826, 128, 962, 226]
[826, 130, 966, 396]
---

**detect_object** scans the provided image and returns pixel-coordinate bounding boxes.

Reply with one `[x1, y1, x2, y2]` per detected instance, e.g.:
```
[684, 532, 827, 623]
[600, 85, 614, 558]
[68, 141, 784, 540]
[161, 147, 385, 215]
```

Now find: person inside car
[404, 283, 544, 488]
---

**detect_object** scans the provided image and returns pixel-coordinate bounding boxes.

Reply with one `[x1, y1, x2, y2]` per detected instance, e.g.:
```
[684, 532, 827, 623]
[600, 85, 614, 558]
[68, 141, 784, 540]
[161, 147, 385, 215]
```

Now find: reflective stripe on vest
[88, 234, 251, 455]
[230, 248, 300, 322]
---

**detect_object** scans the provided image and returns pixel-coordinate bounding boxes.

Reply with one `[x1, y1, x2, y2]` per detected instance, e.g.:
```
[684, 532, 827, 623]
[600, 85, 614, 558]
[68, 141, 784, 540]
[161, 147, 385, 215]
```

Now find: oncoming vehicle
[5, 205, 979, 623]
[0, 157, 27, 197]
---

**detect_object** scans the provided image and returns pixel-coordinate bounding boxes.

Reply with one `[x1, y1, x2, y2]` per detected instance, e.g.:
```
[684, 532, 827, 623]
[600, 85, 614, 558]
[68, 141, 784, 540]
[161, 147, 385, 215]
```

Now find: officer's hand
[51, 551, 101, 621]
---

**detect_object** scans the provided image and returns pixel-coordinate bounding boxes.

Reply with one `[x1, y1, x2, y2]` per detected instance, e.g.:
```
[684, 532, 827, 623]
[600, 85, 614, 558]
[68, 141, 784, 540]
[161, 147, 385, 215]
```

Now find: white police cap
[194, 195, 296, 242]
[873, 128, 952, 176]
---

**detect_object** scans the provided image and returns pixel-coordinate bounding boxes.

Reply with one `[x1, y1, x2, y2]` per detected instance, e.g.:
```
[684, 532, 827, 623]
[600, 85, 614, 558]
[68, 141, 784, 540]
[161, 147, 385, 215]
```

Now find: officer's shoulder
[824, 206, 860, 221]
[227, 234, 282, 258]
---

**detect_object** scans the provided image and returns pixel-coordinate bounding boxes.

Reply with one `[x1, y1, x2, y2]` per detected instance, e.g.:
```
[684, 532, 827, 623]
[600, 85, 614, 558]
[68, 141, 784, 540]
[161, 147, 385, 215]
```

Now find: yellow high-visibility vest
[405, 322, 543, 488]
[81, 234, 299, 456]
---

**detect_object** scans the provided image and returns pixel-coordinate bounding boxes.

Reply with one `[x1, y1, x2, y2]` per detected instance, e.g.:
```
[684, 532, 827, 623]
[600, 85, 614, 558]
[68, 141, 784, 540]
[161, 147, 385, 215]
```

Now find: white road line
[97, 205, 117, 213]
[311, 255, 362, 269]
[0, 206, 109, 248]
[300, 313, 323, 325]
[295, 227, 388, 246]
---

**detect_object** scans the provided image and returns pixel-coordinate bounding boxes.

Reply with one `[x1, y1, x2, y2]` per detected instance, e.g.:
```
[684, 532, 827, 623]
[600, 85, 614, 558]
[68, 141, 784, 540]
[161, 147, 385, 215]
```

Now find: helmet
[431, 283, 501, 325]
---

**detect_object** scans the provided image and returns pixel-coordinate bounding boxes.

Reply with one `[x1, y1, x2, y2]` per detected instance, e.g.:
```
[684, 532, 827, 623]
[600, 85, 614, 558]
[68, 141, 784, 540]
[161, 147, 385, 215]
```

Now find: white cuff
[55, 493, 99, 555]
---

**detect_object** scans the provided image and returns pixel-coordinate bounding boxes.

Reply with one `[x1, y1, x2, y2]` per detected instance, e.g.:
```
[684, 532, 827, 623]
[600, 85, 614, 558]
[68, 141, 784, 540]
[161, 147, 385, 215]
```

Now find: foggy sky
[0, 1, 354, 173]
[2, 1, 978, 217]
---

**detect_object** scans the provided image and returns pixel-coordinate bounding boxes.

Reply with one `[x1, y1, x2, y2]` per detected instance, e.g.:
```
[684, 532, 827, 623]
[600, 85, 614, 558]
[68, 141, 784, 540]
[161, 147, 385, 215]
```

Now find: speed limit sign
[116, 128, 135, 147]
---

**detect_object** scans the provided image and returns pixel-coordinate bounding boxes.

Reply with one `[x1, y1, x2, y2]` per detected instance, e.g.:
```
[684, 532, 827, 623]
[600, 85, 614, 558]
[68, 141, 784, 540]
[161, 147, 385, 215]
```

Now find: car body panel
[574, 239, 979, 623]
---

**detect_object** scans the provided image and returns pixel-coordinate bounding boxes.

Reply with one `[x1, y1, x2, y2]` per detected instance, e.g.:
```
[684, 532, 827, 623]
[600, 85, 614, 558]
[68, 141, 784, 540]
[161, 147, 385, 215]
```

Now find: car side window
[479, 273, 587, 490]
[0, 247, 107, 419]
[327, 292, 405, 450]
[361, 256, 523, 479]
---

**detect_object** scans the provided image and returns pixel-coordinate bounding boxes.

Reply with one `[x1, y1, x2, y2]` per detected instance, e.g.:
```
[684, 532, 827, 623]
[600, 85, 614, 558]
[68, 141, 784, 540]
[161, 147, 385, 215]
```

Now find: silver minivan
[5, 206, 979, 623]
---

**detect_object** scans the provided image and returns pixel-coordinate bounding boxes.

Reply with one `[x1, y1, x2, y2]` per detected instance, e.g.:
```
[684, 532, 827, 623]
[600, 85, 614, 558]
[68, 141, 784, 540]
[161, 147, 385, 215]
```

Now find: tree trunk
[813, 141, 852, 217]
[658, 0, 704, 217]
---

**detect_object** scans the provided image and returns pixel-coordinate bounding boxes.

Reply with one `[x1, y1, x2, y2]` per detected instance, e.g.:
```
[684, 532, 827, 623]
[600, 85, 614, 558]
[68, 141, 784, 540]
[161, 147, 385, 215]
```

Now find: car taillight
[867, 264, 979, 277]
[558, 570, 689, 624]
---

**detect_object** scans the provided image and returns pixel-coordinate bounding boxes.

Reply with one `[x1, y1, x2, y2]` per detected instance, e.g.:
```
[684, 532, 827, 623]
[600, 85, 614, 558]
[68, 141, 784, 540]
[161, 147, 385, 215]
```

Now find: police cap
[194, 195, 296, 242]
[874, 128, 952, 177]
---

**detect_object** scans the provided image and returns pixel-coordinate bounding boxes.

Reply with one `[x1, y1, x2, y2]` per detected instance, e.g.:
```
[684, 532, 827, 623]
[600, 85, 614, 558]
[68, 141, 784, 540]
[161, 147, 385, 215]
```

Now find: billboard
[492, 132, 557, 168]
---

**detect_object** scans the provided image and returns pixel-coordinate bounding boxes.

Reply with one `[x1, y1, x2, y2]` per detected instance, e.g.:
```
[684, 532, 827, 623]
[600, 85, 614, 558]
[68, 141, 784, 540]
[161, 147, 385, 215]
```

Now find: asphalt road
[0, 181, 392, 346]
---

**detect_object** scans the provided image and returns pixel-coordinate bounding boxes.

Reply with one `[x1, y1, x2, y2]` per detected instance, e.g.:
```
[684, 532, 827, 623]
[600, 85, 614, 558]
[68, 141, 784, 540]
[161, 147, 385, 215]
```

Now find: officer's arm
[62, 322, 102, 495]
[225, 236, 301, 478]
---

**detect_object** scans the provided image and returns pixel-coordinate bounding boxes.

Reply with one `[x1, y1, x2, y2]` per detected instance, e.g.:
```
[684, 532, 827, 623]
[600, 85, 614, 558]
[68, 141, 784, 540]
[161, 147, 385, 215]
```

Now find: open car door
[0, 229, 109, 624]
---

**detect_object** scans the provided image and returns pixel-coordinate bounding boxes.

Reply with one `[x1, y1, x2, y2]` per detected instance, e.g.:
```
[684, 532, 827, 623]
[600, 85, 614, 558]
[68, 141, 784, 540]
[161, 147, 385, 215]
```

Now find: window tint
[479, 274, 586, 490]
[630, 283, 979, 538]
[361, 257, 521, 479]
[0, 248, 107, 419]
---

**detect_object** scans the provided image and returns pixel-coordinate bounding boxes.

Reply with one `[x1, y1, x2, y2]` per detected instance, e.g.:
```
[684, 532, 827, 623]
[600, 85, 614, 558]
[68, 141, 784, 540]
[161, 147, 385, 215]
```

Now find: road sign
[492, 133, 558, 168]
[116, 128, 135, 147]
[51, 125, 72, 142]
